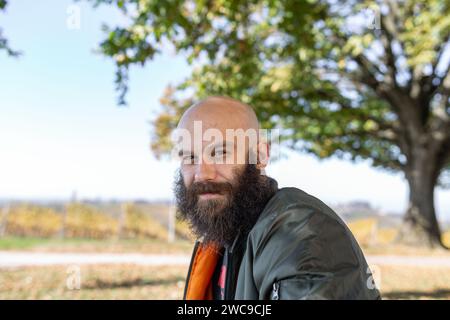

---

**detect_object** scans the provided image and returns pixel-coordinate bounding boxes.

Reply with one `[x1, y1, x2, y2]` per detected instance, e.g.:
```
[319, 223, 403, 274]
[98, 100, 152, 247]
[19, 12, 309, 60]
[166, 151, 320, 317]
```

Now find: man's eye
[182, 155, 196, 164]
[215, 150, 226, 156]
[213, 150, 228, 159]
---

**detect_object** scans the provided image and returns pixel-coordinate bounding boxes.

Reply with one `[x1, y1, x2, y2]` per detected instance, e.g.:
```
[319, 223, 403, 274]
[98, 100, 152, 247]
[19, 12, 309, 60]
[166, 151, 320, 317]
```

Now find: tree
[0, 0, 20, 57]
[90, 0, 450, 248]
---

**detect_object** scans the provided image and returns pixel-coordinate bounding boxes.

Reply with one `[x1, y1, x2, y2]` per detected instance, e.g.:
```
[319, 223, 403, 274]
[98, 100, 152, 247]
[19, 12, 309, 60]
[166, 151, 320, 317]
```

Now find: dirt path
[1, 251, 450, 268]
[0, 251, 191, 267]
[366, 255, 450, 267]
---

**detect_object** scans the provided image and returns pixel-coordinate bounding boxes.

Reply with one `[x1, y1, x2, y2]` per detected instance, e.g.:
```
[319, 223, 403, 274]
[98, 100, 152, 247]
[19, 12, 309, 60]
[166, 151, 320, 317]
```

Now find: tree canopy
[0, 1, 20, 57]
[90, 0, 447, 174]
[89, 0, 450, 246]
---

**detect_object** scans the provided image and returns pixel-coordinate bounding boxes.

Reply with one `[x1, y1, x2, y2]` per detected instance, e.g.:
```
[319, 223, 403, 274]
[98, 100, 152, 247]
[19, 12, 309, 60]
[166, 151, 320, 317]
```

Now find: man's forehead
[178, 115, 253, 134]
[177, 97, 259, 132]
[176, 126, 256, 146]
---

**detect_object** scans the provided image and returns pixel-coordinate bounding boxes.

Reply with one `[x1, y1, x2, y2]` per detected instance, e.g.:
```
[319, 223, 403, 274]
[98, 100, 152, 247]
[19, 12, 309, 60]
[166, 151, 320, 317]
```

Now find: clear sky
[0, 0, 449, 221]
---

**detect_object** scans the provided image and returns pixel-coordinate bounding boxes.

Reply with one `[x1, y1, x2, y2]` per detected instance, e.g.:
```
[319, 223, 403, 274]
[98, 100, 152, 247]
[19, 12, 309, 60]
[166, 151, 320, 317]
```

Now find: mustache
[189, 181, 233, 195]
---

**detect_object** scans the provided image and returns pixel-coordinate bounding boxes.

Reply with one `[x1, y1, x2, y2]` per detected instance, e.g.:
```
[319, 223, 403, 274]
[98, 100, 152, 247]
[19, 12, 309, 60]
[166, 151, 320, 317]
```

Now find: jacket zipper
[223, 232, 243, 300]
[224, 247, 232, 300]
[271, 282, 280, 300]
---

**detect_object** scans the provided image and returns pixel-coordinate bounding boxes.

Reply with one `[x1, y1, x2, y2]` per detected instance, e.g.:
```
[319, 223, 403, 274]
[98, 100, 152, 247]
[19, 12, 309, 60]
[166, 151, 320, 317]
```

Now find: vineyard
[0, 203, 193, 242]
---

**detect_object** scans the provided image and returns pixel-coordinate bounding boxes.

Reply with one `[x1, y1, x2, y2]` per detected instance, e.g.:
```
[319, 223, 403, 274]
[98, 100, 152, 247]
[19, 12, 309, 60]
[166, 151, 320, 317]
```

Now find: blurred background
[0, 0, 449, 299]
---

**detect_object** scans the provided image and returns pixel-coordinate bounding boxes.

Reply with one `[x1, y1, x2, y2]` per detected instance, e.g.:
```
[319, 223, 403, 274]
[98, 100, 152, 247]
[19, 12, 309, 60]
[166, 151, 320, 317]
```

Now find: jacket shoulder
[242, 187, 379, 299]
[255, 187, 346, 230]
[249, 187, 366, 275]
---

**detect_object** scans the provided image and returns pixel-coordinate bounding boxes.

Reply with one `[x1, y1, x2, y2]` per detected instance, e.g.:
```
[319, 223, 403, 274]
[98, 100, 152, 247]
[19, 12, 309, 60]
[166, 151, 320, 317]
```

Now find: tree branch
[381, 0, 413, 87]
[379, 14, 398, 88]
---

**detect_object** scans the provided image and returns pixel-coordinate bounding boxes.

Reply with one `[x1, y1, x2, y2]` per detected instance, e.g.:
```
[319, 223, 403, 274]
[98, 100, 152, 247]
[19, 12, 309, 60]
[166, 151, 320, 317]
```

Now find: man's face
[173, 98, 276, 246]
[180, 139, 247, 214]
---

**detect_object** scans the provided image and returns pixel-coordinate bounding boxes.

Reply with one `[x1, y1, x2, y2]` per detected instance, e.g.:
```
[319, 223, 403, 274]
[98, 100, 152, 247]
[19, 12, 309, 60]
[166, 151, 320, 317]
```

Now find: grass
[0, 236, 194, 254]
[379, 265, 450, 299]
[0, 264, 449, 299]
[0, 264, 187, 299]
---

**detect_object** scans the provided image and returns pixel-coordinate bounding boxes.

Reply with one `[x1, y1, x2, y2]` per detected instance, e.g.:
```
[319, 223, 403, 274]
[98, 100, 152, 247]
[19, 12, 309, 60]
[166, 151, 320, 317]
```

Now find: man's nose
[194, 159, 217, 182]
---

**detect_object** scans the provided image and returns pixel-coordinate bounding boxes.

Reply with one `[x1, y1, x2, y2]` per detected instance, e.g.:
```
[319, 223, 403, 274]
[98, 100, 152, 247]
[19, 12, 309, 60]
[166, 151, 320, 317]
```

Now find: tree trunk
[397, 145, 446, 248]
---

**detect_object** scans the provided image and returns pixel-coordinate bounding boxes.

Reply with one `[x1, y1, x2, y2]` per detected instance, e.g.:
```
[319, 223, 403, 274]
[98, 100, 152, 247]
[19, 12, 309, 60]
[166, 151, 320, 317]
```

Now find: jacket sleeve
[248, 204, 381, 300]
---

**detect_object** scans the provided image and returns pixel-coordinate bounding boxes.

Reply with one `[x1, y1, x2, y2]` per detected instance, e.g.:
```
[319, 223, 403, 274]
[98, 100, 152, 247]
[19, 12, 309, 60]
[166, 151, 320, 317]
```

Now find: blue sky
[0, 1, 449, 221]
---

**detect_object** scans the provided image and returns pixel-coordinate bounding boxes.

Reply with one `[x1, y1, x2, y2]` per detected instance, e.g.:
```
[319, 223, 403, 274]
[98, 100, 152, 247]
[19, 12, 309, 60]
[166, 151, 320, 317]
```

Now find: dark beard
[174, 164, 278, 247]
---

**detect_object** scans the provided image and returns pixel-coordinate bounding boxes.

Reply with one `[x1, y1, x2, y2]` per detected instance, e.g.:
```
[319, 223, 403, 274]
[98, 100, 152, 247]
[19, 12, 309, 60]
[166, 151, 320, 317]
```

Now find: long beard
[174, 164, 278, 247]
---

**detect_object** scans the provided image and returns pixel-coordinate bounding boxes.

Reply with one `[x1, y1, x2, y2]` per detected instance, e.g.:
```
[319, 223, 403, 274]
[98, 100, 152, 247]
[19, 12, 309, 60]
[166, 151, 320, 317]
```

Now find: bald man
[174, 96, 381, 300]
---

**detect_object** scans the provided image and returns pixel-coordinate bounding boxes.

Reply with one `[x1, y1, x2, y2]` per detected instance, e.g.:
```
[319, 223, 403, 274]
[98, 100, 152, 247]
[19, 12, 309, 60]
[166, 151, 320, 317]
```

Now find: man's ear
[256, 140, 270, 171]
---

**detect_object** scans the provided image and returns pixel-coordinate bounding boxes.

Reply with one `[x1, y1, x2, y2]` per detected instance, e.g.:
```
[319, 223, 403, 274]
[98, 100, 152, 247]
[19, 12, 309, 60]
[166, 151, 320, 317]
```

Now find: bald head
[177, 96, 260, 133]
[174, 96, 269, 168]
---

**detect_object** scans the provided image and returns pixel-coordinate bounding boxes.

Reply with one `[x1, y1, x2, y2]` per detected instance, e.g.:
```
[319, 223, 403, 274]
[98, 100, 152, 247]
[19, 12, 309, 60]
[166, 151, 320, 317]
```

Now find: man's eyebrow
[177, 141, 234, 157]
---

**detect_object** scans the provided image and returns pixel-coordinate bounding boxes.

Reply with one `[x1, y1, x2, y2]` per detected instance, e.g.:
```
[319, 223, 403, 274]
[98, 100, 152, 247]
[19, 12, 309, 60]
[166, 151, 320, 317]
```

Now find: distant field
[2, 216, 449, 256]
[1, 204, 448, 253]
[0, 203, 193, 241]
[0, 264, 449, 300]
[1, 216, 450, 257]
